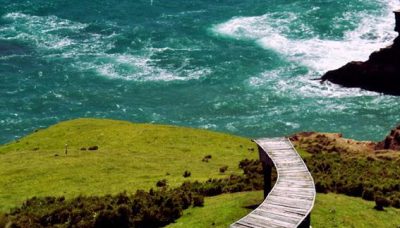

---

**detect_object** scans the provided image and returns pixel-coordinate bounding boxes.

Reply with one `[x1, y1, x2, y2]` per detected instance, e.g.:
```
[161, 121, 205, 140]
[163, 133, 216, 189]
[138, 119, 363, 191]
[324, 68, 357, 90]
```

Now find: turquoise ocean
[1, 0, 399, 144]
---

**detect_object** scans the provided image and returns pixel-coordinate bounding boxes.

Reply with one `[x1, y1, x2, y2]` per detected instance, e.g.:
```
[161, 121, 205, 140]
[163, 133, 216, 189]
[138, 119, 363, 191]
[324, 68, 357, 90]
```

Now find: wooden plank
[260, 203, 309, 215]
[252, 209, 300, 225]
[255, 208, 305, 221]
[236, 216, 288, 228]
[230, 223, 254, 228]
[247, 214, 296, 227]
[270, 193, 314, 201]
[231, 137, 315, 228]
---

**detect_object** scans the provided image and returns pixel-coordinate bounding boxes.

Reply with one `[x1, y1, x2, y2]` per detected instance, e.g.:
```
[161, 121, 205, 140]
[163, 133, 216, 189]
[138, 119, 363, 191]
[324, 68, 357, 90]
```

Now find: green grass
[0, 118, 257, 212]
[294, 146, 312, 159]
[167, 191, 263, 228]
[313, 193, 400, 228]
[168, 192, 400, 228]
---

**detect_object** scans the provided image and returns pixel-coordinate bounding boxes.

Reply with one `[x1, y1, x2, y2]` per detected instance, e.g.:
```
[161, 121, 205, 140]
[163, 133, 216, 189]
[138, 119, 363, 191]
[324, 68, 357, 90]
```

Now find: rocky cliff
[321, 11, 400, 95]
[376, 125, 400, 150]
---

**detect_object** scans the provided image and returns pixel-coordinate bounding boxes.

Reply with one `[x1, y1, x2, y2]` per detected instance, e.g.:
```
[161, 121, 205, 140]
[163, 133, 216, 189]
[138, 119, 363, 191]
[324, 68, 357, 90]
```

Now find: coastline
[321, 10, 400, 95]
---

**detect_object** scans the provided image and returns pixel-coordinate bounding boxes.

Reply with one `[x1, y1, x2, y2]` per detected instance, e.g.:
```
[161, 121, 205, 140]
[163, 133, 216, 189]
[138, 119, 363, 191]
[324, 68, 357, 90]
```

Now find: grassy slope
[169, 192, 400, 228]
[1, 119, 399, 227]
[168, 191, 263, 228]
[313, 193, 400, 228]
[0, 118, 257, 212]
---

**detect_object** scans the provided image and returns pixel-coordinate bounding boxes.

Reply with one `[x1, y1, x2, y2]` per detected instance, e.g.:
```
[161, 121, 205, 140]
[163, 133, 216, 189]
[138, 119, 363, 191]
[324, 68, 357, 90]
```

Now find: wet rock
[321, 11, 400, 95]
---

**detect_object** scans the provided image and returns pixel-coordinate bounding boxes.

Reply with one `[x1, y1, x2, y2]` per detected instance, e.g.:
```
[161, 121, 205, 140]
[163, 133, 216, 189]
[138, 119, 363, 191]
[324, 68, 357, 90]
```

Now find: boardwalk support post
[298, 214, 311, 228]
[258, 145, 273, 198]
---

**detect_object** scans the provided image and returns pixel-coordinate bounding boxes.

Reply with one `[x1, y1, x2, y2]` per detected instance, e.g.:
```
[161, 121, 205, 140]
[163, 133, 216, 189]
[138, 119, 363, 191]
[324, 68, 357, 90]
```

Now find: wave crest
[213, 0, 399, 74]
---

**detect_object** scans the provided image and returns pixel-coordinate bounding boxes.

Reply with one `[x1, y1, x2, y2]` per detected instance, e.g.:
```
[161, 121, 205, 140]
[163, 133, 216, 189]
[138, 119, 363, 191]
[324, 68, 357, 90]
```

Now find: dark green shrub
[345, 183, 364, 197]
[315, 181, 328, 193]
[302, 151, 400, 208]
[183, 171, 191, 178]
[374, 196, 391, 211]
[392, 198, 400, 208]
[156, 179, 167, 187]
[193, 195, 204, 207]
[88, 146, 99, 151]
[202, 155, 212, 162]
[362, 189, 375, 201]
[0, 213, 9, 228]
[219, 166, 228, 173]
[200, 181, 223, 196]
[94, 205, 131, 228]
[2, 158, 283, 227]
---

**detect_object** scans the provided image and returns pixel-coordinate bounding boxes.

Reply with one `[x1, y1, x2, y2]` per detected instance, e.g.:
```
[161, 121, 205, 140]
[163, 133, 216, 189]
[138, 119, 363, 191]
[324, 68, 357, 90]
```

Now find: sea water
[0, 0, 399, 144]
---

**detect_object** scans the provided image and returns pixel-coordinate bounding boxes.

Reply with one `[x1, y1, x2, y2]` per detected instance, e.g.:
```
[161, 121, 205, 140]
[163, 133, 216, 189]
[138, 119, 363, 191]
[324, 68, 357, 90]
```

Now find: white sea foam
[247, 65, 381, 99]
[81, 53, 211, 82]
[213, 0, 400, 74]
[1, 12, 209, 82]
[1, 13, 86, 50]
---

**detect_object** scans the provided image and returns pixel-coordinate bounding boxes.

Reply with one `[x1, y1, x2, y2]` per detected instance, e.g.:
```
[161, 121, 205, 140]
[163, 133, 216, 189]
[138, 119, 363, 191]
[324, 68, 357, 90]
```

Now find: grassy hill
[1, 118, 399, 227]
[0, 118, 257, 212]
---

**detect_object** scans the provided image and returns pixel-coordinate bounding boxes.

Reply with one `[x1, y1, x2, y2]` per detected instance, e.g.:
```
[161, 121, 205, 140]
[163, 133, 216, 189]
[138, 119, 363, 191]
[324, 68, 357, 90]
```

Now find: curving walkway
[231, 137, 316, 228]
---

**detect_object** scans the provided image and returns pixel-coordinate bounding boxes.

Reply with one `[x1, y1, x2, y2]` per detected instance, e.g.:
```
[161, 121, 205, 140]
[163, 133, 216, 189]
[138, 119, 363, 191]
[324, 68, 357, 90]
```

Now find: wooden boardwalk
[231, 137, 315, 228]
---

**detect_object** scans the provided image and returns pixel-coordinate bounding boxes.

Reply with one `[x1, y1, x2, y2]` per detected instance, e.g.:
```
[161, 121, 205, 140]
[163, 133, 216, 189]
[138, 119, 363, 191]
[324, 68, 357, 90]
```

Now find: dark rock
[88, 146, 99, 151]
[395, 10, 400, 32]
[80, 147, 87, 151]
[376, 125, 400, 150]
[321, 11, 400, 95]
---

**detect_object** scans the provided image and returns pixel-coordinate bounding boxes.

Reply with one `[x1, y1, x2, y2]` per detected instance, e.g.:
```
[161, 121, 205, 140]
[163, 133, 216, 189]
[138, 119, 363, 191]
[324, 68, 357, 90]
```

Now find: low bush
[374, 196, 391, 211]
[362, 189, 375, 201]
[219, 166, 228, 173]
[156, 179, 167, 187]
[5, 159, 268, 227]
[6, 188, 204, 228]
[192, 195, 204, 207]
[183, 171, 191, 178]
[202, 155, 212, 162]
[304, 151, 400, 208]
[0, 213, 8, 228]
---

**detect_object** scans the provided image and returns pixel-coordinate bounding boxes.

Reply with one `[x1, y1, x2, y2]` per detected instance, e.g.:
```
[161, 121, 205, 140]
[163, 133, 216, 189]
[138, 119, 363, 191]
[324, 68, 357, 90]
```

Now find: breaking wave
[213, 0, 399, 74]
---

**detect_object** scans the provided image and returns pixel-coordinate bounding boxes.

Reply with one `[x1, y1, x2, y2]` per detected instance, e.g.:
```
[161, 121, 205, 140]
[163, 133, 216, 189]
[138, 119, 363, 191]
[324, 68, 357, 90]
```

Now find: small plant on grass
[183, 171, 191, 178]
[202, 155, 212, 162]
[88, 146, 99, 151]
[156, 179, 167, 187]
[219, 166, 228, 173]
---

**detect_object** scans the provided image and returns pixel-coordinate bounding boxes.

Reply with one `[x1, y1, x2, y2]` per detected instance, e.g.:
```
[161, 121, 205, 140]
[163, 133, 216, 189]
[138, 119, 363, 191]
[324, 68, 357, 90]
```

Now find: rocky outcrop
[376, 125, 400, 150]
[321, 11, 400, 95]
